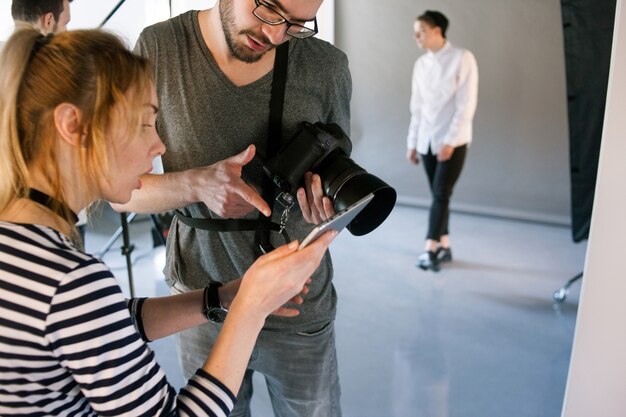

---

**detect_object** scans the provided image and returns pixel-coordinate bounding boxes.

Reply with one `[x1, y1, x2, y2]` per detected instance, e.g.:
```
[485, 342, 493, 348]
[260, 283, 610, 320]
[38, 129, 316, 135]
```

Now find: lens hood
[325, 170, 397, 236]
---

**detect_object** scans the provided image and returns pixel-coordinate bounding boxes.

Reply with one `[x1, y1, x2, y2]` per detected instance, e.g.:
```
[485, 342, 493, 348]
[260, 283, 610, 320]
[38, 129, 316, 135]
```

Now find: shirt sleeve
[442, 50, 479, 147]
[327, 49, 352, 137]
[406, 60, 422, 150]
[46, 258, 236, 416]
[134, 28, 149, 56]
[127, 297, 150, 342]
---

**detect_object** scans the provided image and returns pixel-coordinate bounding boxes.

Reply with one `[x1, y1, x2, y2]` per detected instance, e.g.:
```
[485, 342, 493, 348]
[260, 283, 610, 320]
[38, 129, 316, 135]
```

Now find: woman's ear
[53, 103, 84, 147]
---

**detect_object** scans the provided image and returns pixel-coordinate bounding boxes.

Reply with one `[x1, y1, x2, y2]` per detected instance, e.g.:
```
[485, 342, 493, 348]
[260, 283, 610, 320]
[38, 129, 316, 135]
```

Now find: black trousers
[421, 144, 467, 241]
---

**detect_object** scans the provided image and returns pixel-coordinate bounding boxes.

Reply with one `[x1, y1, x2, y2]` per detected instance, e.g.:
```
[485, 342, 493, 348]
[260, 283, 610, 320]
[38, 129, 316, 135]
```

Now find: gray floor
[84, 204, 586, 417]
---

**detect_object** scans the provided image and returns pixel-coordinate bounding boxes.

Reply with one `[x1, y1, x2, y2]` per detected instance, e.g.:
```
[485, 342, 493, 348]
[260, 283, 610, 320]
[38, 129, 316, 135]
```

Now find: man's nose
[262, 23, 289, 45]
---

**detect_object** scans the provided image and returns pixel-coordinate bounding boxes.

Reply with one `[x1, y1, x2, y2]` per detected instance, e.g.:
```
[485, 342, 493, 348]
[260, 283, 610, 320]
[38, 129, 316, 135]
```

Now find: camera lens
[315, 151, 396, 236]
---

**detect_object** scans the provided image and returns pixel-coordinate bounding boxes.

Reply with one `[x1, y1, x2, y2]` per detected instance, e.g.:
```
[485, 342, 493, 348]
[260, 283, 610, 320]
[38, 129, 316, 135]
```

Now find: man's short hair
[11, 0, 71, 23]
[417, 10, 449, 38]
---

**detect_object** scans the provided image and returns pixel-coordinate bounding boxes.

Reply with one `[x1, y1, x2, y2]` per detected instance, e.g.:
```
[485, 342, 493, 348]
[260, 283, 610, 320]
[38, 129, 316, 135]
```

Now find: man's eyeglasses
[253, 0, 318, 39]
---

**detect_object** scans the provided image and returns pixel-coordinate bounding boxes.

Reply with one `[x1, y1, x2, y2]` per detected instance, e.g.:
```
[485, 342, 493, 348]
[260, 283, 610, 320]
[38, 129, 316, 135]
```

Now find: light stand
[96, 212, 137, 259]
[553, 272, 583, 303]
[98, 0, 127, 27]
[120, 213, 135, 298]
[96, 212, 166, 297]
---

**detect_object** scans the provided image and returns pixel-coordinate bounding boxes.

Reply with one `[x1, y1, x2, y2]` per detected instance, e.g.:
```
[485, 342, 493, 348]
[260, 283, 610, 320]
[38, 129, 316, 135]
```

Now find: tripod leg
[120, 213, 135, 298]
[553, 272, 583, 303]
[96, 212, 137, 258]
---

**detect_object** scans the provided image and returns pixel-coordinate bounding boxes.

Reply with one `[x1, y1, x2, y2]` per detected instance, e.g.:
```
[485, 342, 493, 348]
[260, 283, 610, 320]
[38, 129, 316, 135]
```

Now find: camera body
[263, 122, 396, 236]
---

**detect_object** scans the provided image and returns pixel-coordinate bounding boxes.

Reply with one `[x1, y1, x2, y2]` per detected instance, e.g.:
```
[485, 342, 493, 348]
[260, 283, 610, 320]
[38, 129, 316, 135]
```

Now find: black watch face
[208, 308, 228, 323]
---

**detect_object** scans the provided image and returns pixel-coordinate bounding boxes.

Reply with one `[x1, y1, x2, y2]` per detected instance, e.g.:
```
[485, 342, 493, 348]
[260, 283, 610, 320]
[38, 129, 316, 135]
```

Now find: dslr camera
[263, 121, 396, 235]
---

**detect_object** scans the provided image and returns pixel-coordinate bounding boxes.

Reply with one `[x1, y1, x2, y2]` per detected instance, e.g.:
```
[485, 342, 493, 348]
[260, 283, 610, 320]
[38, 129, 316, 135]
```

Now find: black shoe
[436, 247, 452, 263]
[417, 251, 440, 271]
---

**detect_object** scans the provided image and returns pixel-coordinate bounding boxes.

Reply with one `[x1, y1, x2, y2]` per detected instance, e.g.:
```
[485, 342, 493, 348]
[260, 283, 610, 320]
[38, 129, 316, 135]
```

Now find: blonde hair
[0, 25, 153, 227]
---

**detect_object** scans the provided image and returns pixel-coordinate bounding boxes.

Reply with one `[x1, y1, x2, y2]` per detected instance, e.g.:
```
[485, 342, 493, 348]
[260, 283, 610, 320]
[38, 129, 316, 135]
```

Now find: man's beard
[220, 0, 274, 63]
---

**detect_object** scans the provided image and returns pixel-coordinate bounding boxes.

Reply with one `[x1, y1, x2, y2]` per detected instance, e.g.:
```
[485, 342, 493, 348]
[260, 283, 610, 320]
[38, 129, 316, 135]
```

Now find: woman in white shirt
[406, 10, 479, 271]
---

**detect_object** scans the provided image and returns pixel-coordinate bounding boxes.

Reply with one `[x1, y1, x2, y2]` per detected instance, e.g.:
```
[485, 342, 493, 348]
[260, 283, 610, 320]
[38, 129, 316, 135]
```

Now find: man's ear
[54, 103, 84, 147]
[38, 12, 55, 34]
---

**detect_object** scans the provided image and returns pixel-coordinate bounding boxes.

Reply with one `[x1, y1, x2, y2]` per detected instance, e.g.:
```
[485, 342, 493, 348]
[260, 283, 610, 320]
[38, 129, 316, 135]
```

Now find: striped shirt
[0, 222, 236, 416]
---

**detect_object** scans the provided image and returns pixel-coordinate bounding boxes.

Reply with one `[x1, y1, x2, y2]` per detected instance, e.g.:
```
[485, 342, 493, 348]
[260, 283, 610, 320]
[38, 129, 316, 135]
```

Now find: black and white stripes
[0, 222, 235, 416]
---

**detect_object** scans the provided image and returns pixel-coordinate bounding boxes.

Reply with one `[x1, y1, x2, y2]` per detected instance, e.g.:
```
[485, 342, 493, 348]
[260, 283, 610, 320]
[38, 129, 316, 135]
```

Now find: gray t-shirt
[136, 10, 352, 331]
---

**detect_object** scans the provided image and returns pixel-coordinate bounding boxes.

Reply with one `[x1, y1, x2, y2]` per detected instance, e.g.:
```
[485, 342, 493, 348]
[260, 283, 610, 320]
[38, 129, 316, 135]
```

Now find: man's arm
[111, 171, 193, 214]
[112, 145, 271, 217]
[441, 50, 479, 147]
[407, 60, 422, 164]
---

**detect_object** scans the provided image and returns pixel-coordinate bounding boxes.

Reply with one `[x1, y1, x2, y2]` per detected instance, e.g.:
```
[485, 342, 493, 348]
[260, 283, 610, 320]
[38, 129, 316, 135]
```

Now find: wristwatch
[203, 282, 228, 323]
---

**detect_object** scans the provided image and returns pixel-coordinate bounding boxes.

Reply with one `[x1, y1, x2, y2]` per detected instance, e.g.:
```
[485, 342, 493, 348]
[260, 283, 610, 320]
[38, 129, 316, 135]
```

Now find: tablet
[298, 193, 375, 250]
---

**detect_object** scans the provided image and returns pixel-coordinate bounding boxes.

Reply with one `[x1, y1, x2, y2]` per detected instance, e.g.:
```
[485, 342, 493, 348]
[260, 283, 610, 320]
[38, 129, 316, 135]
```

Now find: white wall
[561, 0, 626, 415]
[0, 0, 12, 39]
[0, 0, 334, 47]
[336, 0, 571, 224]
[0, 0, 175, 45]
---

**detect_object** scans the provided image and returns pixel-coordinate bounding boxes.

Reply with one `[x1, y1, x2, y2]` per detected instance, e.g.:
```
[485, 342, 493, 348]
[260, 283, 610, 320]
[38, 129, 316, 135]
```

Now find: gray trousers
[171, 285, 342, 417]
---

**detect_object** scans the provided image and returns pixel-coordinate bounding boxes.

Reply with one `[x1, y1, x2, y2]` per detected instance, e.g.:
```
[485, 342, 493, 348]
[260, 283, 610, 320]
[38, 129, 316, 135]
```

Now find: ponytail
[0, 25, 43, 213]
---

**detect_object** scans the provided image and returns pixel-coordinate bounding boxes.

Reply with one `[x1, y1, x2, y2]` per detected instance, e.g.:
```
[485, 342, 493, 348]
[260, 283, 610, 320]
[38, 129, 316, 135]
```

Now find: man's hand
[296, 172, 335, 224]
[191, 145, 271, 218]
[437, 145, 455, 161]
[406, 148, 419, 164]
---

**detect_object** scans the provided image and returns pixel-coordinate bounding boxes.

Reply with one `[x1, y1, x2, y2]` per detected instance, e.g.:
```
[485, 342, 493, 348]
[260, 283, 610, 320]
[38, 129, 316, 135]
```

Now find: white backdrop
[561, 0, 626, 415]
[0, 0, 334, 47]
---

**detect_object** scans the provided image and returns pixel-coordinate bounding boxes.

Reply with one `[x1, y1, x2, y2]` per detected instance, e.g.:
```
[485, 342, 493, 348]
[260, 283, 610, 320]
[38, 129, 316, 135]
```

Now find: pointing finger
[235, 180, 272, 217]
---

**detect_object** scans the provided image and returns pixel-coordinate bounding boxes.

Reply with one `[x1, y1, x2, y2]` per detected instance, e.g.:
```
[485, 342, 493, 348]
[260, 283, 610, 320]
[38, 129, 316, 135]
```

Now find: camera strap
[256, 41, 290, 254]
[174, 213, 281, 232]
[174, 42, 290, 253]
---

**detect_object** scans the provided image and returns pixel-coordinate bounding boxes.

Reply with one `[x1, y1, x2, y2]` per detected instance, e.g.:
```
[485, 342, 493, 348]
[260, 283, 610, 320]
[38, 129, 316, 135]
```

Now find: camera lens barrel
[316, 152, 396, 236]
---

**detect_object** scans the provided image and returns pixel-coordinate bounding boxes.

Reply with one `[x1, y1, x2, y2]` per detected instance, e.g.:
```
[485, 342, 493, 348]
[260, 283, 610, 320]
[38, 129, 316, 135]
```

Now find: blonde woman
[0, 26, 334, 416]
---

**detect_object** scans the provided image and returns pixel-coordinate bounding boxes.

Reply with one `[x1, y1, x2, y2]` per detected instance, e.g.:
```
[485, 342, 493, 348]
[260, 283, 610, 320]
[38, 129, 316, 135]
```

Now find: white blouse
[407, 42, 479, 154]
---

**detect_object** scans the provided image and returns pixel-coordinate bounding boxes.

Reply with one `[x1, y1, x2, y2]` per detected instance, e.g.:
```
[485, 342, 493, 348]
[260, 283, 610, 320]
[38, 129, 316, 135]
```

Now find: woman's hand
[231, 230, 337, 318]
[219, 277, 312, 317]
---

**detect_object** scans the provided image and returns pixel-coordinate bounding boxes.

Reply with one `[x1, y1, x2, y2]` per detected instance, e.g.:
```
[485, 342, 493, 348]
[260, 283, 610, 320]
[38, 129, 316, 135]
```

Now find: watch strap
[205, 282, 222, 308]
[203, 282, 227, 323]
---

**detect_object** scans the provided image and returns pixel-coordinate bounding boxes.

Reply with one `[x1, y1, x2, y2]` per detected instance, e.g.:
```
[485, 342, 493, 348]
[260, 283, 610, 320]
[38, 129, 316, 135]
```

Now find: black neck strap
[27, 188, 79, 224]
[267, 42, 289, 156]
[257, 42, 290, 254]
